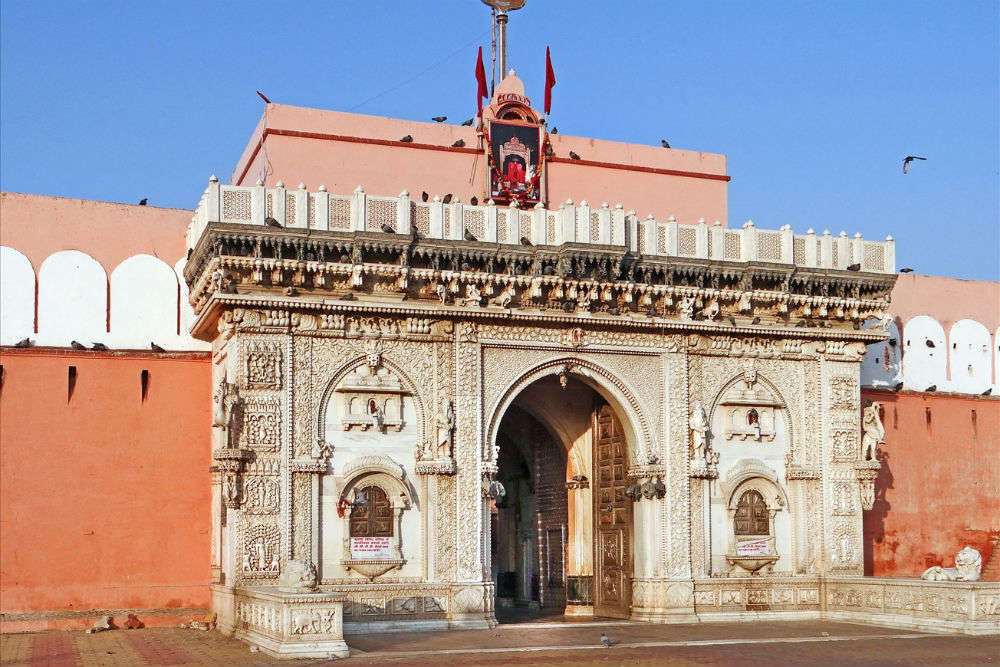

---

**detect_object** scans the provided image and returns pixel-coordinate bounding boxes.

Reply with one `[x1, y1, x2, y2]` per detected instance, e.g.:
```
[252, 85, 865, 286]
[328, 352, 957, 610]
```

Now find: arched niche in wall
[860, 319, 902, 389]
[174, 257, 210, 351]
[949, 319, 991, 395]
[718, 460, 790, 577]
[0, 246, 35, 344]
[109, 254, 178, 349]
[902, 315, 946, 391]
[37, 250, 107, 346]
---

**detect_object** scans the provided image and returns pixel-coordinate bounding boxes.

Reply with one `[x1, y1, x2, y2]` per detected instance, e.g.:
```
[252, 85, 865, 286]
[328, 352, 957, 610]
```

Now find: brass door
[593, 404, 631, 618]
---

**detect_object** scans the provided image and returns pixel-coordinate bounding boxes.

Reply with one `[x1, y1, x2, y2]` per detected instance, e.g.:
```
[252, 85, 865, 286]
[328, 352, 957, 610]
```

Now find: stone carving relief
[241, 397, 281, 451]
[921, 547, 982, 582]
[716, 367, 781, 443]
[829, 377, 857, 410]
[417, 397, 456, 474]
[290, 608, 340, 635]
[335, 364, 408, 433]
[245, 340, 282, 389]
[830, 426, 859, 461]
[243, 523, 281, 576]
[243, 476, 280, 514]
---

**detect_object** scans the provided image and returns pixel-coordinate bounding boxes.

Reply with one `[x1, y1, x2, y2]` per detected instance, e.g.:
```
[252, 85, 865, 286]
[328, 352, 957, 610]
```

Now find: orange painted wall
[862, 389, 1000, 578]
[231, 104, 729, 225]
[0, 349, 212, 627]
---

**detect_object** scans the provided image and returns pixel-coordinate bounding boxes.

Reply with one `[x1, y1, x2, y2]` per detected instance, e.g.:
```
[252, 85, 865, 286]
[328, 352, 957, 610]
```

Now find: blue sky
[2, 1, 997, 281]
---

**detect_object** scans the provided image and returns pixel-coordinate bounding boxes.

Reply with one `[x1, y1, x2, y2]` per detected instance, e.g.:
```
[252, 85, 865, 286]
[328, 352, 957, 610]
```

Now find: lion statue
[920, 546, 982, 582]
[278, 558, 319, 592]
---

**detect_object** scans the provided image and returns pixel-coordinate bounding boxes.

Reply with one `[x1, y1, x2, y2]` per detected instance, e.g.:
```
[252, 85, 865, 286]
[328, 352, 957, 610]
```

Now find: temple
[2, 33, 998, 659]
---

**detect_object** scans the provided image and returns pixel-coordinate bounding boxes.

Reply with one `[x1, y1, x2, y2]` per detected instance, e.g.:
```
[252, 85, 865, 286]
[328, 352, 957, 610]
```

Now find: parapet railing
[188, 177, 895, 274]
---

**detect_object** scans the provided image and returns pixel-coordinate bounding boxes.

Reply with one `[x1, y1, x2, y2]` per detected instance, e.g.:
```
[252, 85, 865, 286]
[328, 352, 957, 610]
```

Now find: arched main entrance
[490, 372, 633, 620]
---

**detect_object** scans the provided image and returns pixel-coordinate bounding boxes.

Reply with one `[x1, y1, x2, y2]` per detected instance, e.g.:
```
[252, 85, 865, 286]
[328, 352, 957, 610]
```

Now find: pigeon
[926, 385, 936, 392]
[902, 155, 926, 174]
[14, 337, 33, 347]
[380, 223, 395, 233]
[727, 315, 737, 326]
[894, 381, 904, 391]
[888, 339, 897, 347]
[853, 321, 862, 330]
[550, 127, 558, 134]
[470, 196, 478, 205]
[452, 139, 465, 148]
[751, 317, 761, 325]
[925, 339, 935, 348]
[431, 116, 447, 123]
[899, 267, 913, 273]
[284, 287, 298, 296]
[461, 118, 474, 126]
[70, 340, 87, 350]
[982, 388, 992, 396]
[661, 139, 671, 148]
[442, 194, 453, 204]
[795, 320, 807, 328]
[138, 198, 148, 206]
[256, 90, 271, 104]
[421, 191, 429, 202]
[91, 342, 108, 351]
[600, 632, 612, 648]
[846, 263, 860, 271]
[150, 342, 165, 353]
[544, 144, 555, 157]
[569, 151, 581, 160]
[186, 248, 193, 259]
[400, 135, 413, 143]
[264, 216, 281, 228]
[520, 236, 532, 246]
[464, 229, 478, 241]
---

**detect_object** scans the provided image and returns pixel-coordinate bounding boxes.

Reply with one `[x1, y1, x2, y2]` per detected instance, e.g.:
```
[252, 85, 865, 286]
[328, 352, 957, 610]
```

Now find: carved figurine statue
[351, 263, 363, 287]
[679, 296, 695, 321]
[434, 398, 456, 459]
[689, 402, 709, 460]
[278, 558, 319, 592]
[368, 399, 384, 432]
[462, 283, 482, 308]
[860, 401, 885, 461]
[921, 546, 982, 581]
[737, 291, 752, 312]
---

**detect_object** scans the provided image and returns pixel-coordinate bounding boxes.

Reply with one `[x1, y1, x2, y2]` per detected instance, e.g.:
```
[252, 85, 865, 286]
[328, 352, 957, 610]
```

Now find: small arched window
[734, 489, 769, 536]
[349, 485, 393, 537]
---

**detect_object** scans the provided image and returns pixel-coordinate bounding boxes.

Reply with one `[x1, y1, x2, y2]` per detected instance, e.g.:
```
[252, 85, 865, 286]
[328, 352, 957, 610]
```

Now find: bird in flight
[902, 156, 926, 174]
[661, 139, 671, 148]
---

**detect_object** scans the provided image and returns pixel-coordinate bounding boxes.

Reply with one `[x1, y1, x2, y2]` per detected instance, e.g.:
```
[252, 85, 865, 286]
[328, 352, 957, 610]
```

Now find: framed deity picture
[487, 119, 543, 206]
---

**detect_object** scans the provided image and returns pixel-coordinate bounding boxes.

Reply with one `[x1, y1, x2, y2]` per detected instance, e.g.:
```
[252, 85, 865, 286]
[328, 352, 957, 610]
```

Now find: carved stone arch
[337, 455, 412, 507]
[485, 356, 653, 464]
[721, 458, 789, 510]
[707, 371, 795, 454]
[315, 353, 429, 459]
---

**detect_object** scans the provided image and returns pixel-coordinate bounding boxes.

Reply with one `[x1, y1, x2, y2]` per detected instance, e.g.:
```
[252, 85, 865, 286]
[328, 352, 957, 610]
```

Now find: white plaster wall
[0, 246, 35, 344]
[175, 257, 211, 351]
[320, 373, 423, 580]
[860, 320, 902, 389]
[36, 250, 107, 347]
[948, 319, 992, 395]
[109, 254, 178, 349]
[902, 315, 947, 391]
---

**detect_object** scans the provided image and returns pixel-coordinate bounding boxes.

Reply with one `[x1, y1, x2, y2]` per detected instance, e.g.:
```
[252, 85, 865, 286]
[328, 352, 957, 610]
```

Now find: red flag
[544, 46, 556, 115]
[475, 46, 489, 117]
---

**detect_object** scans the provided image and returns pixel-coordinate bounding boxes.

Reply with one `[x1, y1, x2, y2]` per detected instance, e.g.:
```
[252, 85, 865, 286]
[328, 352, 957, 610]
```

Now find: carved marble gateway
[184, 173, 993, 650]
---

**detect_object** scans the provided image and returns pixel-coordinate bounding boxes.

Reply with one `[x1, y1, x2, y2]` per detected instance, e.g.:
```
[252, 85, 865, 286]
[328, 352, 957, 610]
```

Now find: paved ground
[2, 620, 997, 666]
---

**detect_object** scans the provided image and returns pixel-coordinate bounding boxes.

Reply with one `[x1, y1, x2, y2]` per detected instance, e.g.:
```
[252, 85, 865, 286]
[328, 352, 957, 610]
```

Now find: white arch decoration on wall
[948, 319, 991, 395]
[175, 257, 211, 350]
[902, 315, 947, 391]
[0, 246, 35, 345]
[37, 250, 107, 347]
[109, 254, 178, 349]
[860, 319, 902, 389]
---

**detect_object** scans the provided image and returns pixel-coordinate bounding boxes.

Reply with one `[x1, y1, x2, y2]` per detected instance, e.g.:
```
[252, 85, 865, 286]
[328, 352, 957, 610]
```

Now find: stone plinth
[213, 585, 349, 659]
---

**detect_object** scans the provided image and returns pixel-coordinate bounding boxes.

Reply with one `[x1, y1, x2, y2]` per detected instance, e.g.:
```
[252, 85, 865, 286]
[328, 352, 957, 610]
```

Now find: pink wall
[0, 192, 192, 272]
[231, 104, 728, 225]
[891, 274, 1000, 334]
[0, 349, 212, 630]
[862, 390, 1000, 578]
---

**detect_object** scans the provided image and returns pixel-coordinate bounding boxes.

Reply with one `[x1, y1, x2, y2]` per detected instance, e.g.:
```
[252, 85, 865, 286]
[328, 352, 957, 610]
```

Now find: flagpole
[490, 7, 497, 95]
